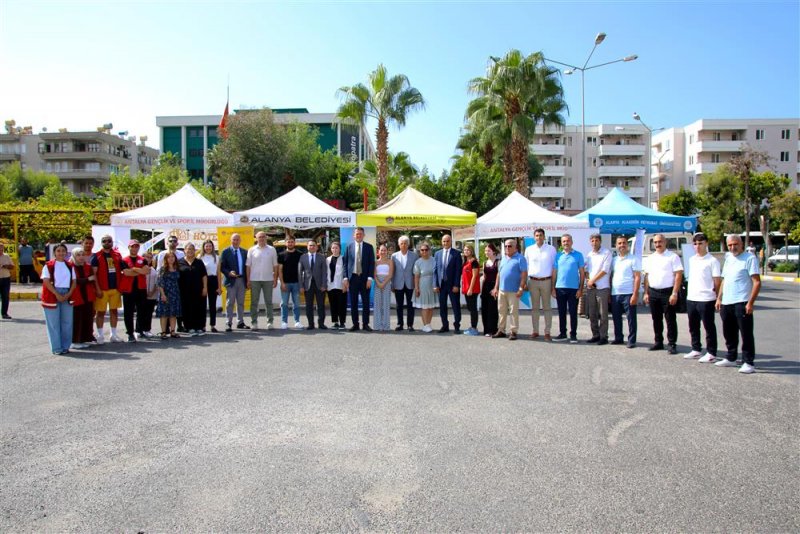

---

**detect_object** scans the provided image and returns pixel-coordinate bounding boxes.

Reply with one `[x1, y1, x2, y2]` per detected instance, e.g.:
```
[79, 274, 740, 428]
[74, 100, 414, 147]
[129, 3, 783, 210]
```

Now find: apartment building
[156, 108, 376, 183]
[0, 128, 159, 195]
[652, 118, 800, 205]
[530, 123, 650, 213]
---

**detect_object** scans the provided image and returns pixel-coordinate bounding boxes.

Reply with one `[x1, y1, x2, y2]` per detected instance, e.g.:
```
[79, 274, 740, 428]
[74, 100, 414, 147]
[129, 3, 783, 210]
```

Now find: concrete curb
[761, 275, 800, 283]
[10, 292, 40, 300]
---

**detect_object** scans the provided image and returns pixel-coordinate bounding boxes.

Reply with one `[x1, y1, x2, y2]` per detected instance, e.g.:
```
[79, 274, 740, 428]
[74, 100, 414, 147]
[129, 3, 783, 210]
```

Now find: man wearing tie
[391, 235, 418, 331]
[219, 233, 249, 332]
[433, 234, 463, 333]
[299, 240, 328, 330]
[343, 227, 375, 332]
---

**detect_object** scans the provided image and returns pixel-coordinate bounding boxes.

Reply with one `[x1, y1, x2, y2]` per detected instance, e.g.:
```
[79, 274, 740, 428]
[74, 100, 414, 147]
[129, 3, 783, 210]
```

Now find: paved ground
[1, 282, 798, 532]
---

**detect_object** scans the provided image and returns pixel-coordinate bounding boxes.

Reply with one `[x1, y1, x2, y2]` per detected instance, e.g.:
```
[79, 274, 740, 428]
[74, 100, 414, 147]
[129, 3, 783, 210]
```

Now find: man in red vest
[120, 240, 151, 343]
[91, 234, 124, 343]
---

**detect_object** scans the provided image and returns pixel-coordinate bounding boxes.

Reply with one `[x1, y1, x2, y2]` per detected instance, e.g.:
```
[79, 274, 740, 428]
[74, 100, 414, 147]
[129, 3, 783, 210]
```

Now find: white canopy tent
[234, 186, 355, 229]
[109, 183, 234, 229]
[454, 191, 588, 241]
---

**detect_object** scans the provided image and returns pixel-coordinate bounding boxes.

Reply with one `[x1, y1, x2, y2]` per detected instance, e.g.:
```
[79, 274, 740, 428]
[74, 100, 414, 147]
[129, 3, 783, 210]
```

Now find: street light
[545, 34, 637, 210]
[633, 112, 665, 208]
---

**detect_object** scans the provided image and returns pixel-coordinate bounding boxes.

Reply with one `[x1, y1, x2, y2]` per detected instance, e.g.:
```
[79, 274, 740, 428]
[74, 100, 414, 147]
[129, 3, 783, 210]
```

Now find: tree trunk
[502, 145, 512, 185]
[376, 119, 389, 206]
[511, 135, 530, 196]
[483, 144, 494, 168]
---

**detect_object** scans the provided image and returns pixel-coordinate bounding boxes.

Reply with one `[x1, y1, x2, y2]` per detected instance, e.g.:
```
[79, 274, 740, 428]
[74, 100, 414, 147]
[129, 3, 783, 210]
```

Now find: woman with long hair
[413, 242, 437, 332]
[481, 243, 500, 337]
[198, 240, 222, 332]
[156, 251, 182, 338]
[461, 244, 481, 336]
[70, 247, 96, 349]
[178, 242, 208, 336]
[41, 243, 76, 354]
[373, 243, 395, 331]
[326, 241, 346, 329]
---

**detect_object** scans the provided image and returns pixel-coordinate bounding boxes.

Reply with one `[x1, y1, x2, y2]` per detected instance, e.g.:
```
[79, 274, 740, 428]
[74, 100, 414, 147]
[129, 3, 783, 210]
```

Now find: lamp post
[545, 33, 637, 210]
[632, 112, 665, 209]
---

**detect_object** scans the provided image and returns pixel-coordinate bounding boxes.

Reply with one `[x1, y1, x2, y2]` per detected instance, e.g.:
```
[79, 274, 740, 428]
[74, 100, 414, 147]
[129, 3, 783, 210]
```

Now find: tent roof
[575, 187, 697, 233]
[110, 183, 234, 229]
[233, 186, 355, 228]
[475, 191, 588, 237]
[356, 187, 476, 228]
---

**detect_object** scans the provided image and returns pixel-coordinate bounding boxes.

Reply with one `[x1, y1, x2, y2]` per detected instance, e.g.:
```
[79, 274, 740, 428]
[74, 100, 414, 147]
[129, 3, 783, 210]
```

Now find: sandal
[170, 332, 180, 338]
[160, 332, 168, 339]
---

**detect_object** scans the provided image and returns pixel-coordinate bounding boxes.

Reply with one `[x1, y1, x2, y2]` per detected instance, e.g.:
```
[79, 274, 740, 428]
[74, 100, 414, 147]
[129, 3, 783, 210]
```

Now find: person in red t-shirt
[461, 244, 481, 336]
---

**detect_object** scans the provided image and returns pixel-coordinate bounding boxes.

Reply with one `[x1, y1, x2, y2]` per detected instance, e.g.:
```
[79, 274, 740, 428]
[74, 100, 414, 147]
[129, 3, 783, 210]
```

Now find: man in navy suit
[343, 227, 375, 331]
[219, 233, 249, 332]
[433, 234, 462, 333]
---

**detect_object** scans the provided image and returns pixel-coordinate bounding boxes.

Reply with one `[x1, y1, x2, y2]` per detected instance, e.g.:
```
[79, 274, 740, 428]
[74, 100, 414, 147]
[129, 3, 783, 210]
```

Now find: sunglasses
[101, 239, 112, 243]
[504, 244, 514, 248]
[420, 248, 430, 251]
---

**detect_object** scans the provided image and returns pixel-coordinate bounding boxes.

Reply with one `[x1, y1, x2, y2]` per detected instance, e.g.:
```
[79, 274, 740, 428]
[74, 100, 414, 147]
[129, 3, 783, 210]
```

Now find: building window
[689, 134, 694, 144]
[189, 148, 204, 157]
[587, 177, 597, 188]
[781, 173, 789, 178]
[781, 129, 790, 139]
[187, 127, 203, 138]
[566, 198, 571, 209]
[88, 142, 100, 152]
[689, 155, 695, 165]
[732, 132, 739, 141]
[780, 151, 790, 162]
[666, 139, 671, 150]
[713, 132, 721, 141]
[711, 153, 720, 163]
[755, 129, 764, 140]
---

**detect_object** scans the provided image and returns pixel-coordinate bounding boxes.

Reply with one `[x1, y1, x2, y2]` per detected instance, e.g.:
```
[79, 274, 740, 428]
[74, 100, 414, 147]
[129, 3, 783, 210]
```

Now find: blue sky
[1, 0, 798, 177]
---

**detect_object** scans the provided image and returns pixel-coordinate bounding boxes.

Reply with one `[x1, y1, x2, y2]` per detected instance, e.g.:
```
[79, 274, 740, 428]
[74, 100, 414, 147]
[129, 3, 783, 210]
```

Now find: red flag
[219, 102, 229, 139]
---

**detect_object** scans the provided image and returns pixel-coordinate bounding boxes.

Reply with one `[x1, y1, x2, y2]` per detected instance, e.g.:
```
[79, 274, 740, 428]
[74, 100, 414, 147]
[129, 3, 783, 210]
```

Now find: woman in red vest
[70, 247, 96, 349]
[41, 243, 76, 355]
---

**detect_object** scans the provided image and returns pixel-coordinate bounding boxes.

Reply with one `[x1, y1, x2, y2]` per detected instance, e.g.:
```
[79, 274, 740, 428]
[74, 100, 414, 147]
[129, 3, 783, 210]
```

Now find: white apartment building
[530, 123, 651, 213]
[0, 127, 159, 196]
[651, 118, 800, 207]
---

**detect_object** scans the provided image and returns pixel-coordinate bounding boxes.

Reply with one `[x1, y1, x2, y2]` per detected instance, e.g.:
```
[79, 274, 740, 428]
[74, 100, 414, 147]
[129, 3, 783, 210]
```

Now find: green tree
[769, 190, 800, 243]
[97, 160, 189, 209]
[337, 64, 425, 206]
[0, 162, 60, 200]
[351, 151, 420, 209]
[467, 50, 566, 195]
[696, 165, 741, 243]
[659, 187, 697, 216]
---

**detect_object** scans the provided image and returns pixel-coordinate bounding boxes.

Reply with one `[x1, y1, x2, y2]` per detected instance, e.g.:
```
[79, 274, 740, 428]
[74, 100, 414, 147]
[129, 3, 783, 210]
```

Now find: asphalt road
[1, 281, 798, 532]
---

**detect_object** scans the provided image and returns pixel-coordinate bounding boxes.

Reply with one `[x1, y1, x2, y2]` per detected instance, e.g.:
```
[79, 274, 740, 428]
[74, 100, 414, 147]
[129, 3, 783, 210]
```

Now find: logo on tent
[385, 217, 395, 224]
[593, 217, 603, 228]
[683, 220, 693, 230]
[239, 216, 250, 223]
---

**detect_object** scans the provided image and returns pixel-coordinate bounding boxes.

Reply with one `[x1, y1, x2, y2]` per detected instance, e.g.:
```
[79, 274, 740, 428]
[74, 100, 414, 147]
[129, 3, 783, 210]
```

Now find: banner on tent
[357, 213, 476, 228]
[237, 213, 355, 227]
[590, 215, 696, 233]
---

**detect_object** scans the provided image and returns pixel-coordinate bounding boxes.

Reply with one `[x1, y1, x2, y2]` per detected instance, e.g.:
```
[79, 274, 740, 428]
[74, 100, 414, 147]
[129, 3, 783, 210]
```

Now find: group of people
[35, 228, 762, 373]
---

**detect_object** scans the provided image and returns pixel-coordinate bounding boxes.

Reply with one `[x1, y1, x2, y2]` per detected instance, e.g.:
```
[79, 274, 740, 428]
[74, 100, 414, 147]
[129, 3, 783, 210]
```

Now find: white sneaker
[109, 334, 123, 343]
[698, 353, 717, 363]
[251, 323, 259, 331]
[281, 322, 289, 330]
[422, 325, 432, 333]
[95, 334, 105, 345]
[683, 350, 703, 359]
[715, 358, 738, 367]
[189, 330, 199, 337]
[294, 321, 304, 329]
[141, 331, 154, 339]
[196, 330, 205, 336]
[267, 323, 273, 330]
[71, 343, 88, 350]
[739, 363, 756, 374]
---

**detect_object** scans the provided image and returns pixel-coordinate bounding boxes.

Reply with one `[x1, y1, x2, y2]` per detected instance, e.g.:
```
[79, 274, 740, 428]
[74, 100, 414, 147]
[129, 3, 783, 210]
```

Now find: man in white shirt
[391, 236, 418, 331]
[611, 236, 641, 348]
[246, 231, 278, 330]
[585, 233, 613, 344]
[684, 232, 721, 362]
[643, 233, 684, 354]
[524, 228, 557, 341]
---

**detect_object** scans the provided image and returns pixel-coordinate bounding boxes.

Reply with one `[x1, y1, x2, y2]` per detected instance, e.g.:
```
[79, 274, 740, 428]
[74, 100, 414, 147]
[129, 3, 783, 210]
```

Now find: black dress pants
[348, 274, 371, 327]
[648, 287, 678, 346]
[328, 289, 347, 325]
[305, 280, 326, 327]
[687, 299, 717, 354]
[480, 289, 498, 335]
[122, 288, 146, 336]
[394, 287, 415, 327]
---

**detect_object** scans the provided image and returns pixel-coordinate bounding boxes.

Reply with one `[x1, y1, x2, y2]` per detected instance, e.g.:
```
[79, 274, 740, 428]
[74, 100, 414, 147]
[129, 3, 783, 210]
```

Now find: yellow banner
[355, 213, 477, 228]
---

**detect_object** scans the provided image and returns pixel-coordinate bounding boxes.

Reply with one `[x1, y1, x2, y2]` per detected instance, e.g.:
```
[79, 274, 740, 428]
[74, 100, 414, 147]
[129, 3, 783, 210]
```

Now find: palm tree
[463, 96, 512, 181]
[337, 64, 425, 206]
[352, 151, 420, 209]
[467, 50, 566, 195]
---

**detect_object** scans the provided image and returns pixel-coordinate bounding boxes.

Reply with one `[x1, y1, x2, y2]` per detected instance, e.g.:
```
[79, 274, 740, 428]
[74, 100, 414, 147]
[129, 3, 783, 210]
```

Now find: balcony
[688, 162, 720, 175]
[531, 143, 566, 156]
[597, 165, 645, 178]
[597, 144, 646, 157]
[696, 140, 745, 153]
[530, 186, 566, 198]
[541, 165, 566, 177]
[0, 153, 21, 162]
[598, 187, 645, 198]
[55, 170, 107, 180]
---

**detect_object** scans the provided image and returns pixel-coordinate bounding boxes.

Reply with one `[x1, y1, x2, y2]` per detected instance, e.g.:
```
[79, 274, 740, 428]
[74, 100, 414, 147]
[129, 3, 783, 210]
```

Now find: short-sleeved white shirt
[644, 250, 684, 290]
[246, 244, 278, 282]
[41, 261, 75, 288]
[611, 254, 641, 296]
[524, 243, 557, 278]
[687, 253, 721, 302]
[585, 248, 613, 290]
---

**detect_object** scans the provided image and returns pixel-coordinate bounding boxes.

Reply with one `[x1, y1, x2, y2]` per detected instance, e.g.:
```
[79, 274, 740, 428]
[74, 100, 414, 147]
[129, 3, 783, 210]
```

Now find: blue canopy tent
[575, 187, 697, 234]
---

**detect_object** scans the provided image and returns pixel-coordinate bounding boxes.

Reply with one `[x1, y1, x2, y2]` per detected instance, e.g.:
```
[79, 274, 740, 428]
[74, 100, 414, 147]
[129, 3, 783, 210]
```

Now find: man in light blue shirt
[714, 235, 761, 374]
[611, 235, 641, 348]
[552, 234, 585, 343]
[492, 239, 528, 340]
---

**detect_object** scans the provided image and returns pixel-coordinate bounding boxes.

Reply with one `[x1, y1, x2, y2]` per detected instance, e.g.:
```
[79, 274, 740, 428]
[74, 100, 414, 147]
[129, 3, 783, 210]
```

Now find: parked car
[767, 245, 799, 269]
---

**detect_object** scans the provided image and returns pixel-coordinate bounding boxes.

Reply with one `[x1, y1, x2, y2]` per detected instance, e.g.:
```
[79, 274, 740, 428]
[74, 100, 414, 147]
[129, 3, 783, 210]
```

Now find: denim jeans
[611, 293, 637, 344]
[44, 287, 73, 353]
[281, 282, 300, 323]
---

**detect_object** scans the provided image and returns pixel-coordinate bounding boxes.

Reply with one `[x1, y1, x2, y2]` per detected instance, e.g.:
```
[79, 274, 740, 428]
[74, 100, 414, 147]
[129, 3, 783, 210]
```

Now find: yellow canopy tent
[355, 187, 476, 229]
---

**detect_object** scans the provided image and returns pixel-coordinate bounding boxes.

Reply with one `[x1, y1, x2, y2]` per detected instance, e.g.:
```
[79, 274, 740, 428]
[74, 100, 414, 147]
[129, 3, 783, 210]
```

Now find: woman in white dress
[413, 242, 437, 332]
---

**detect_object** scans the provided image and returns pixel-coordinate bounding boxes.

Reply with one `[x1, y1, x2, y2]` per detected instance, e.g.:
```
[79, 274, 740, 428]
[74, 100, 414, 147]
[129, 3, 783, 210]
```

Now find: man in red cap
[120, 240, 151, 342]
